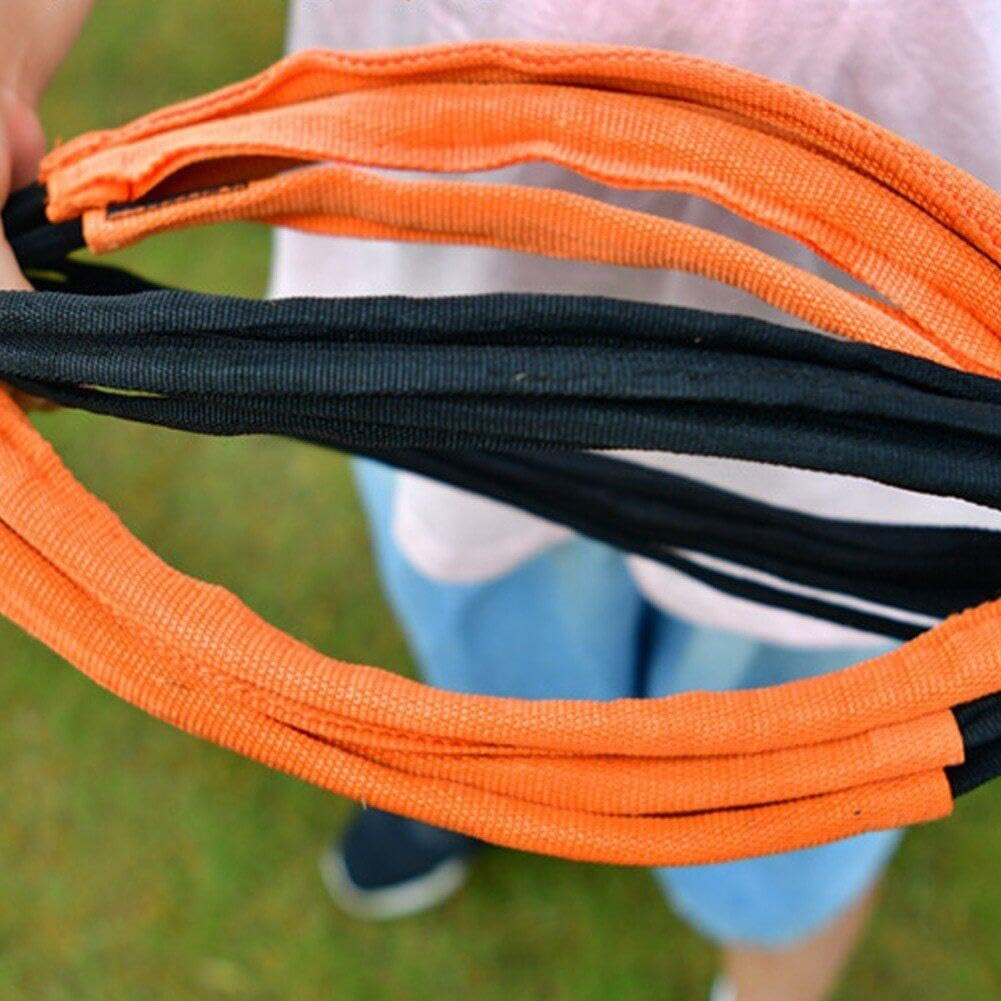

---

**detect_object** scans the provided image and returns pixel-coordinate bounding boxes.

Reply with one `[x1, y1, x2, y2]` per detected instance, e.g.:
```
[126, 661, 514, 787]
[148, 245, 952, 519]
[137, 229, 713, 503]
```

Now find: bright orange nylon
[42, 56, 1001, 373]
[45, 84, 999, 372]
[338, 712, 962, 816]
[0, 41, 997, 864]
[42, 41, 1000, 263]
[0, 389, 970, 863]
[86, 163, 953, 368]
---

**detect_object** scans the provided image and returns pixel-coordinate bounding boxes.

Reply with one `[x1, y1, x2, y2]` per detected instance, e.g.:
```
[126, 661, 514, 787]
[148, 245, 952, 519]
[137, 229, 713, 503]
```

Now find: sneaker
[320, 807, 480, 920]
[709, 976, 737, 1001]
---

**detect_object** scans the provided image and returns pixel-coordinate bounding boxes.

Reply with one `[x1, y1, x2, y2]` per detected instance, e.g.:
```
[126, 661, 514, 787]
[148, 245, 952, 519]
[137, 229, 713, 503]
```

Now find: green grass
[1, 3, 999, 998]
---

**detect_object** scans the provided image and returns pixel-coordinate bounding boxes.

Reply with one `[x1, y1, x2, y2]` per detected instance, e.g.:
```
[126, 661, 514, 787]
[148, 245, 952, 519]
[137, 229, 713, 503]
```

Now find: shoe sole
[319, 848, 470, 921]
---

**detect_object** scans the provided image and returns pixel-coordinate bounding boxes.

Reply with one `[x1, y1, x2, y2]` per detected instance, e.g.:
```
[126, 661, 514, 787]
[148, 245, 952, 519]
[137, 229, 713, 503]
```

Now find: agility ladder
[0, 41, 999, 865]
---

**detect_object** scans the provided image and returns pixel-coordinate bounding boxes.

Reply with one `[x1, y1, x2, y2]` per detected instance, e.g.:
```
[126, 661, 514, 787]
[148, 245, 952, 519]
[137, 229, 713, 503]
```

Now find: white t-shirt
[270, 0, 1001, 647]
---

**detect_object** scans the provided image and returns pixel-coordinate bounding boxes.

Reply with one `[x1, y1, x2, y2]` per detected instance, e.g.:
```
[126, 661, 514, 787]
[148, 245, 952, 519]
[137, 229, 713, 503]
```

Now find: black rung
[10, 217, 85, 269]
[1, 182, 48, 241]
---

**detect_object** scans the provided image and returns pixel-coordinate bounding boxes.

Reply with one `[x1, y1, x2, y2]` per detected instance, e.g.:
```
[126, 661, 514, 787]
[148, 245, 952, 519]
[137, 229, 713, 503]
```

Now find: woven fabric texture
[1, 288, 999, 636]
[0, 40, 996, 864]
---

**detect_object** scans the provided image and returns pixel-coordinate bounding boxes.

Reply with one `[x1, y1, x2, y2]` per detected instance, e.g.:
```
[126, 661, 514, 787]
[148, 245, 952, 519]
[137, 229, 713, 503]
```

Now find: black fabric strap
[4, 184, 87, 269]
[2, 183, 49, 242]
[953, 692, 1001, 751]
[948, 739, 1001, 798]
[10, 218, 85, 269]
[361, 449, 998, 620]
[2, 284, 998, 635]
[24, 259, 168, 295]
[947, 694, 1001, 797]
[1, 266, 999, 638]
[6, 371, 995, 636]
[1, 289, 999, 509]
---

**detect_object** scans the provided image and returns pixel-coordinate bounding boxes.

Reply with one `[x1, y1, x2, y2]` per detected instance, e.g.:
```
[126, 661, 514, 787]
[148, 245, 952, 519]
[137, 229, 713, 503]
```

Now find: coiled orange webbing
[0, 41, 998, 864]
[41, 42, 1001, 376]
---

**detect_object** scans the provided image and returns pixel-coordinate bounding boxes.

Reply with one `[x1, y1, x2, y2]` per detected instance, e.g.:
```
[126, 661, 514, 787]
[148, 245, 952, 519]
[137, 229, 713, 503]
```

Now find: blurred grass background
[1, 2, 999, 998]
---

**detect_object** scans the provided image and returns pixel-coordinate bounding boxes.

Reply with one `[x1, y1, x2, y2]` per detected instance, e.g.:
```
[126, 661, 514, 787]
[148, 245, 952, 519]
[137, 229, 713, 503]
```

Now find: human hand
[0, 74, 52, 409]
[0, 156, 51, 410]
[1, 0, 96, 188]
[0, 0, 95, 408]
[0, 105, 32, 291]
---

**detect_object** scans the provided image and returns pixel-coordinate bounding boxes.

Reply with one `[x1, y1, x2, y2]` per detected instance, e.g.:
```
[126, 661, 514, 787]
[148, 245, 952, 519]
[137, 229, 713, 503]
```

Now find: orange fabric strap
[0, 387, 971, 864]
[0, 41, 995, 864]
[40, 42, 1001, 377]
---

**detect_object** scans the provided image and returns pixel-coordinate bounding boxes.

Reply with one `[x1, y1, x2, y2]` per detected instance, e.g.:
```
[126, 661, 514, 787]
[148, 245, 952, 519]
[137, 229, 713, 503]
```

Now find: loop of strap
[2, 289, 999, 506]
[0, 287, 999, 639]
[0, 390, 970, 863]
[39, 42, 1001, 377]
[0, 41, 996, 864]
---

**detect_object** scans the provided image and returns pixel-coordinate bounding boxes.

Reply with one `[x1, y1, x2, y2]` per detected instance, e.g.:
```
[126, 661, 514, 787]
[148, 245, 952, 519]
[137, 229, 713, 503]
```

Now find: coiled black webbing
[2, 288, 999, 507]
[1, 275, 998, 638]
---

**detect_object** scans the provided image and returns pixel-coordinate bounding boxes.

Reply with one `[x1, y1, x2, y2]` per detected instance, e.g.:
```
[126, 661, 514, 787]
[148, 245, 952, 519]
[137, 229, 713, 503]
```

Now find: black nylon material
[1, 289, 999, 507]
[2, 287, 999, 636]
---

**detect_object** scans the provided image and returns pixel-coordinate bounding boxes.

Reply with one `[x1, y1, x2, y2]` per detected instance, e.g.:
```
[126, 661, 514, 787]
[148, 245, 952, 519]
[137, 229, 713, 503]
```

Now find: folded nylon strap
[0, 41, 999, 864]
[1, 288, 999, 637]
[1, 289, 999, 505]
[31, 42, 1001, 378]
